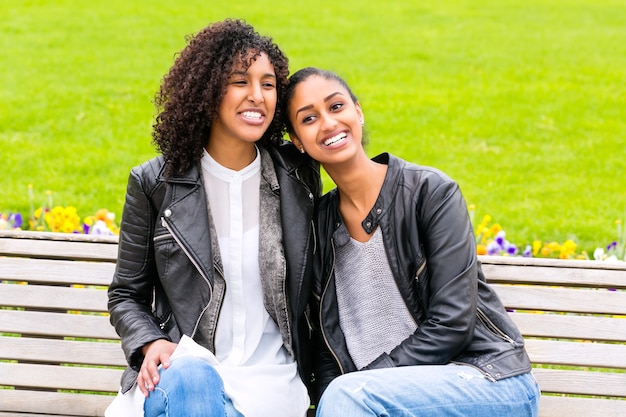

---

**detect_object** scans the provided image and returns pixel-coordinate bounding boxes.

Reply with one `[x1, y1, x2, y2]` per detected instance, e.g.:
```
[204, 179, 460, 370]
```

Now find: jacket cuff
[361, 352, 395, 370]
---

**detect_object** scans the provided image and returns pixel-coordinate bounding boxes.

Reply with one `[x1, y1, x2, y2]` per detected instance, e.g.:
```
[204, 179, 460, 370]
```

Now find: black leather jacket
[311, 153, 531, 399]
[108, 142, 321, 392]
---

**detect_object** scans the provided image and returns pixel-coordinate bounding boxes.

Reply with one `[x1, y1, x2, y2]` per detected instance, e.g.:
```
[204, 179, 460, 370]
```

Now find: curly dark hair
[152, 19, 289, 178]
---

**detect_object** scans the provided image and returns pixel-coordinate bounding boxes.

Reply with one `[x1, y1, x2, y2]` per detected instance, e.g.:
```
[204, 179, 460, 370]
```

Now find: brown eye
[330, 102, 344, 112]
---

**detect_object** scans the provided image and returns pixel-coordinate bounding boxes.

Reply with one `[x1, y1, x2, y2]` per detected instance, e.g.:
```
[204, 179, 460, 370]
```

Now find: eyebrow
[295, 91, 344, 116]
[230, 70, 276, 79]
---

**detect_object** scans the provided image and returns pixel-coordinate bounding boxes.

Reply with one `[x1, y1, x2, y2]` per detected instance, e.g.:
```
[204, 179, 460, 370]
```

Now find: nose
[320, 112, 337, 131]
[247, 82, 264, 105]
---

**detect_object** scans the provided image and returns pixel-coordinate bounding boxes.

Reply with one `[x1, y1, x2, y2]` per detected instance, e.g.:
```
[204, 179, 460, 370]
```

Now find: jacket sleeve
[364, 176, 478, 369]
[107, 163, 170, 371]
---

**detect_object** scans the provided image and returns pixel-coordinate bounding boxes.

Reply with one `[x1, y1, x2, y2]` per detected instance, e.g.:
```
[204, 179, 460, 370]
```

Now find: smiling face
[209, 52, 277, 150]
[288, 75, 364, 165]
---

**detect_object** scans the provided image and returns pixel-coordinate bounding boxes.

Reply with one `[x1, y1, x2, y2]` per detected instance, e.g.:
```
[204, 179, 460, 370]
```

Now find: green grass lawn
[2, 0, 625, 253]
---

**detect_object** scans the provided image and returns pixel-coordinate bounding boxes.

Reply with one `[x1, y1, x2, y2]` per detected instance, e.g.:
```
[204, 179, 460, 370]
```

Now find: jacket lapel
[161, 164, 214, 285]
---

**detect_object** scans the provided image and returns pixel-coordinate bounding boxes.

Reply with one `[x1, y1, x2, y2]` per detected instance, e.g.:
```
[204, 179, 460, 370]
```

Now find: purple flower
[607, 241, 617, 251]
[523, 245, 532, 257]
[495, 231, 506, 247]
[9, 213, 23, 228]
[505, 243, 518, 256]
[487, 241, 501, 255]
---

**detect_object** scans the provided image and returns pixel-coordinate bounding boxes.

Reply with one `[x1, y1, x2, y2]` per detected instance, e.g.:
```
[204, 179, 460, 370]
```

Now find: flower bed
[0, 207, 118, 236]
[2, 189, 623, 261]
[471, 206, 625, 262]
[1, 187, 118, 236]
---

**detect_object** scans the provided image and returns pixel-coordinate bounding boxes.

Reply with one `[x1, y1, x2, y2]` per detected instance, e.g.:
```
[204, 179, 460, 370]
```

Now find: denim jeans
[144, 357, 243, 417]
[316, 364, 539, 417]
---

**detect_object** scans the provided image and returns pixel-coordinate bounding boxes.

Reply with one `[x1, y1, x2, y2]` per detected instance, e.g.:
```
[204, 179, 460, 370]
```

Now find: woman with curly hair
[107, 20, 321, 417]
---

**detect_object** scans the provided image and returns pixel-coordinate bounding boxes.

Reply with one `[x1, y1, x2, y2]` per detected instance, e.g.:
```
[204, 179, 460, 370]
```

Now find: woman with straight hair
[283, 67, 540, 417]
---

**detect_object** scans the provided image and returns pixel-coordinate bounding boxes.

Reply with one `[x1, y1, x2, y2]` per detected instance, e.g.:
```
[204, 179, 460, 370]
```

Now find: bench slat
[509, 311, 626, 342]
[533, 368, 626, 397]
[480, 255, 626, 272]
[0, 283, 109, 312]
[0, 362, 122, 392]
[525, 339, 626, 369]
[538, 395, 626, 417]
[0, 389, 115, 417]
[493, 284, 626, 315]
[482, 262, 626, 289]
[0, 413, 93, 417]
[0, 257, 115, 285]
[0, 310, 119, 340]
[0, 363, 121, 395]
[0, 230, 118, 244]
[0, 336, 126, 366]
[0, 236, 117, 262]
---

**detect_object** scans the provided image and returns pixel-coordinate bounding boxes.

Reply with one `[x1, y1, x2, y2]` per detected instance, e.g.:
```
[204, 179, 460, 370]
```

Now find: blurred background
[1, 0, 625, 253]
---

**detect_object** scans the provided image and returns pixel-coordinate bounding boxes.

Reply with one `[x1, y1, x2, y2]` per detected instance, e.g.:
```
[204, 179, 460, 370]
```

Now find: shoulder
[130, 155, 166, 179]
[381, 153, 458, 193]
[263, 140, 322, 195]
[126, 156, 168, 197]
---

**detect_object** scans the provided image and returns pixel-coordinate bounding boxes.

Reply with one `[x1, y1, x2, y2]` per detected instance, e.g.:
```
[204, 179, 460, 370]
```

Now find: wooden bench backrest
[0, 231, 122, 417]
[1, 231, 625, 417]
[481, 256, 626, 417]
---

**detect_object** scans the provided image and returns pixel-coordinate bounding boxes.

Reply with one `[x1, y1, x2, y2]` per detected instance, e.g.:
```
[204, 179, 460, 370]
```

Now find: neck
[205, 141, 257, 171]
[324, 153, 387, 213]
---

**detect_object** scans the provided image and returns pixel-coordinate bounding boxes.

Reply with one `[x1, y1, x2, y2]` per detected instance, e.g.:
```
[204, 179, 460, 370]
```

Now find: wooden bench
[1, 230, 626, 416]
[0, 230, 122, 417]
[481, 256, 626, 417]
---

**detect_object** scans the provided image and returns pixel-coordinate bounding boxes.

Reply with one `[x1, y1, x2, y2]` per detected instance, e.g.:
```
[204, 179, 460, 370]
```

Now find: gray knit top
[334, 227, 418, 369]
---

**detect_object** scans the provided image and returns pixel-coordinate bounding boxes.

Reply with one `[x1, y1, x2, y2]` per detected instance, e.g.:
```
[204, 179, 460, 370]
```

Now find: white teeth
[324, 133, 347, 146]
[242, 111, 262, 120]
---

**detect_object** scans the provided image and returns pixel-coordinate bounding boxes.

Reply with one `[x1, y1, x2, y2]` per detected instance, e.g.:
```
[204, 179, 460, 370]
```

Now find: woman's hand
[137, 339, 178, 397]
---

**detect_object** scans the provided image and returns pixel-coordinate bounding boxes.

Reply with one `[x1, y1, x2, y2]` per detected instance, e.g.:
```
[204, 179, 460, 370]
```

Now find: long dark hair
[281, 67, 359, 135]
[152, 19, 289, 178]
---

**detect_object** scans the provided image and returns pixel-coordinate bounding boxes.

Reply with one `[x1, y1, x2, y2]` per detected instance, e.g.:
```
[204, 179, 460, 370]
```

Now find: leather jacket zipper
[319, 238, 345, 375]
[153, 233, 171, 242]
[451, 361, 498, 382]
[416, 260, 427, 277]
[159, 311, 172, 330]
[150, 283, 174, 331]
[160, 216, 214, 338]
[477, 307, 515, 345]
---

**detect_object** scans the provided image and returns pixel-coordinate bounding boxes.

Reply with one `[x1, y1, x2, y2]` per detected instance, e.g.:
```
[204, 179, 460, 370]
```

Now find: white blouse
[200, 147, 309, 417]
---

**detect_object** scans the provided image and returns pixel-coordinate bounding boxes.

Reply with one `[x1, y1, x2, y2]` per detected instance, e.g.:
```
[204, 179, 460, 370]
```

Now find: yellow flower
[546, 241, 561, 252]
[490, 223, 503, 235]
[559, 239, 577, 259]
[43, 206, 81, 233]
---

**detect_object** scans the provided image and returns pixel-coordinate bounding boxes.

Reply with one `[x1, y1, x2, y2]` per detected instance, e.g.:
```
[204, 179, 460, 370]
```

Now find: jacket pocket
[476, 307, 515, 345]
[153, 231, 173, 243]
[413, 258, 428, 322]
[152, 232, 178, 281]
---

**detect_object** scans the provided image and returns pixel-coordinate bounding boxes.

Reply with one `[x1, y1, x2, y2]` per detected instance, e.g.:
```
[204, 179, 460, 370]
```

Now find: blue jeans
[316, 364, 539, 417]
[144, 357, 243, 417]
